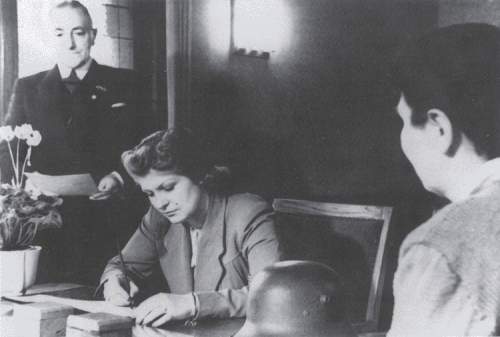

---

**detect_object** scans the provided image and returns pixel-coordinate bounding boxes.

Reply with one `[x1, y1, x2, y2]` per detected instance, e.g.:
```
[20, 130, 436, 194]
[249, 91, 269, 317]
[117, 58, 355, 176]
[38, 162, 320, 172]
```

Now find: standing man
[388, 23, 500, 337]
[0, 1, 149, 283]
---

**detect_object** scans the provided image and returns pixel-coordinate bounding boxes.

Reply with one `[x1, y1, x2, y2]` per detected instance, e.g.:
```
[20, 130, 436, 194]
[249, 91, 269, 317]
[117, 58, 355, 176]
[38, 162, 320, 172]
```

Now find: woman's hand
[134, 293, 196, 327]
[103, 275, 139, 307]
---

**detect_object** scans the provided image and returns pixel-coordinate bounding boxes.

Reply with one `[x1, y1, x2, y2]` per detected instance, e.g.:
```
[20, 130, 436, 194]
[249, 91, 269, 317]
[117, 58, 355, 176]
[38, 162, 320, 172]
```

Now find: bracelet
[184, 319, 198, 327]
[183, 292, 200, 326]
[192, 292, 200, 319]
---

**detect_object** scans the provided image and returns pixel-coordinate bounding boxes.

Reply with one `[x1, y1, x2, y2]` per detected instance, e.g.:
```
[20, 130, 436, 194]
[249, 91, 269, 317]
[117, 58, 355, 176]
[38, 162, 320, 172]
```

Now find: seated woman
[99, 128, 282, 326]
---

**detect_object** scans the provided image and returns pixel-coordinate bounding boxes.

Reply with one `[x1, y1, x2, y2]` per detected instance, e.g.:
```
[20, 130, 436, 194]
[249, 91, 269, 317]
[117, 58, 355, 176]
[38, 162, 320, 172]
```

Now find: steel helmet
[234, 260, 356, 337]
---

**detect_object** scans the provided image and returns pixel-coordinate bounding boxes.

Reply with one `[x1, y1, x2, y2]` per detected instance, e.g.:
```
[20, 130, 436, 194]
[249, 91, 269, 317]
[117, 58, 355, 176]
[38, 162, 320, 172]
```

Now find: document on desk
[23, 283, 86, 295]
[24, 172, 98, 196]
[2, 294, 134, 318]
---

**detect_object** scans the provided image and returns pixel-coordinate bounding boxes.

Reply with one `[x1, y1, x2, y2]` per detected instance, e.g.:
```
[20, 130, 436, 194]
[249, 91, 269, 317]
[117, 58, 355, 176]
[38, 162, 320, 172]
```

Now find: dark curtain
[0, 0, 18, 120]
[132, 0, 167, 128]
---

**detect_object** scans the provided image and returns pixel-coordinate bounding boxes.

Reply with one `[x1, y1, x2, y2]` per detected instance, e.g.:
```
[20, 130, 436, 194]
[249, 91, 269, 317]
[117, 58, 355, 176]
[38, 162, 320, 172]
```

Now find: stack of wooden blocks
[13, 302, 74, 337]
[66, 312, 134, 337]
[3, 301, 133, 337]
[0, 302, 15, 337]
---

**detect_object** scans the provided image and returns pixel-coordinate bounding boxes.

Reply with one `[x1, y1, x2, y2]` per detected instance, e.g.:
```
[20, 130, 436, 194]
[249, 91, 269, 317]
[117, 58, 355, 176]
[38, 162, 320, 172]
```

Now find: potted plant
[0, 124, 63, 295]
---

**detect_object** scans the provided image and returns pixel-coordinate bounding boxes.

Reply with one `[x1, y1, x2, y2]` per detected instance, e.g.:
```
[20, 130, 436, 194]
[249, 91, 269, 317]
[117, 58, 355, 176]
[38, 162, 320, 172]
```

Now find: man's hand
[134, 293, 196, 327]
[90, 173, 121, 200]
[103, 275, 139, 307]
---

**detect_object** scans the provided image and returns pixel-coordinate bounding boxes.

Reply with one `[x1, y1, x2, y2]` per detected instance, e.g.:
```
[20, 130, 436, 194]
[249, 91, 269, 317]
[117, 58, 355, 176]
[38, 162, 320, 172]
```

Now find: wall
[188, 0, 438, 204]
[186, 0, 440, 329]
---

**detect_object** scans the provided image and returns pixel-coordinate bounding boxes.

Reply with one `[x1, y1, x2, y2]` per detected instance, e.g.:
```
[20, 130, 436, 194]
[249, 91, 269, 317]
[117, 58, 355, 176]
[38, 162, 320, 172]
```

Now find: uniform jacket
[0, 61, 148, 183]
[100, 193, 283, 319]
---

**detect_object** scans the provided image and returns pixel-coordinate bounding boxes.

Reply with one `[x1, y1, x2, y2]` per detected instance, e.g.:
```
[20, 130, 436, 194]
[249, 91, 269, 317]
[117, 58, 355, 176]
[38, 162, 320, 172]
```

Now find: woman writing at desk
[99, 128, 282, 325]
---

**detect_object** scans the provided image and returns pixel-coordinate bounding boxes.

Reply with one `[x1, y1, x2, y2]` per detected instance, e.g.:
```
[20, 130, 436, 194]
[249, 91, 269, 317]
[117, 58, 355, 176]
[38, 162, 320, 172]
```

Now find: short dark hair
[395, 23, 500, 158]
[51, 1, 93, 27]
[122, 128, 231, 191]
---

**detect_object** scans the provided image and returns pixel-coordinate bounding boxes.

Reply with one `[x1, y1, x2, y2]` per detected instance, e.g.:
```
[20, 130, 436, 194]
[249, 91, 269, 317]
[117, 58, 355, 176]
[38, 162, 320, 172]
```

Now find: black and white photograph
[1, 1, 500, 336]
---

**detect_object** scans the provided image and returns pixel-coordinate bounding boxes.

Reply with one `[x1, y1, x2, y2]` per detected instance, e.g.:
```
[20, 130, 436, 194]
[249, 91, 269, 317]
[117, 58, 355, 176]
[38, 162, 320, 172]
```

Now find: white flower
[26, 131, 42, 147]
[14, 124, 33, 140]
[5, 208, 16, 220]
[0, 125, 15, 142]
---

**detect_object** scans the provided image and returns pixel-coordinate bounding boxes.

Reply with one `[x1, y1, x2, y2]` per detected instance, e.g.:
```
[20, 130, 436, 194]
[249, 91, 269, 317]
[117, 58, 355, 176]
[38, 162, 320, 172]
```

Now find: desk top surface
[133, 319, 244, 337]
[1, 283, 243, 337]
[2, 283, 386, 337]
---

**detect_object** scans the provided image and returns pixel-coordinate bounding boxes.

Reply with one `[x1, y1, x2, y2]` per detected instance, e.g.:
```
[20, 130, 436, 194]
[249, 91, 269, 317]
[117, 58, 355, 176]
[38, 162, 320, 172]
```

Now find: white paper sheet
[23, 283, 85, 295]
[24, 172, 98, 196]
[2, 294, 134, 318]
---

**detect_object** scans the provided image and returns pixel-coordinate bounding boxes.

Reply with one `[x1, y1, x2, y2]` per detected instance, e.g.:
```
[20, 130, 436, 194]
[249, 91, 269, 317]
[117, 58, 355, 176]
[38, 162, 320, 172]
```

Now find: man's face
[397, 94, 444, 195]
[49, 7, 96, 69]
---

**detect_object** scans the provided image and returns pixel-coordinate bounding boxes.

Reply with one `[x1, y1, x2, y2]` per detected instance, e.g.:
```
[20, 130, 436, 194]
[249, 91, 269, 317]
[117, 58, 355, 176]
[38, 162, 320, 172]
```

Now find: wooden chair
[273, 198, 393, 333]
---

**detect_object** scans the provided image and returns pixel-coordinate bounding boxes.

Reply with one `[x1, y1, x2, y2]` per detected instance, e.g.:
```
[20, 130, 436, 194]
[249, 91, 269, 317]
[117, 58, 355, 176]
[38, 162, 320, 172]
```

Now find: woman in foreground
[100, 128, 282, 326]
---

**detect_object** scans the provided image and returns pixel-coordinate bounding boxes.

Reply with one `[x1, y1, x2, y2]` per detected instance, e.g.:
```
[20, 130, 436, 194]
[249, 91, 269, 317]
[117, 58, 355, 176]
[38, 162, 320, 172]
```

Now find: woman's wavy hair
[122, 128, 231, 192]
[395, 23, 500, 158]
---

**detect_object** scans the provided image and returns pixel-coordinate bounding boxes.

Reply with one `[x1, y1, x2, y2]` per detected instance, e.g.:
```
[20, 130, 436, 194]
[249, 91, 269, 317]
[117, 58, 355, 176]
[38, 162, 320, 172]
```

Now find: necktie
[63, 69, 80, 94]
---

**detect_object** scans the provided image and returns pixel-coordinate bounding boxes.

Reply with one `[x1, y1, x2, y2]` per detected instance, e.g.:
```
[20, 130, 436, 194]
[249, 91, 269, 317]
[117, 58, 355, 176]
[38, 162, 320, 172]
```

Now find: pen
[116, 239, 136, 308]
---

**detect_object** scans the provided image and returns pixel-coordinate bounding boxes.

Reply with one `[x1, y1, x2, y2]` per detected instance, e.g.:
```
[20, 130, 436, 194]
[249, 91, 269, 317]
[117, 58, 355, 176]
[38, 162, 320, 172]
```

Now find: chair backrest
[273, 198, 392, 333]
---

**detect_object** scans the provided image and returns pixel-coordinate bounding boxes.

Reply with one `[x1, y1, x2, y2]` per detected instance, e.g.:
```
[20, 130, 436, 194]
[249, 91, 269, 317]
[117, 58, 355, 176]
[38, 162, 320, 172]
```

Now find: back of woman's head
[122, 128, 231, 191]
[395, 23, 500, 158]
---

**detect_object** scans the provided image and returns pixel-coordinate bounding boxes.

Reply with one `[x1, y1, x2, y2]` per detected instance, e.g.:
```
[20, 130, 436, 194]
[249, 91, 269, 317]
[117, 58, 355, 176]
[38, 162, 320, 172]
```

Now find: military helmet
[234, 260, 356, 337]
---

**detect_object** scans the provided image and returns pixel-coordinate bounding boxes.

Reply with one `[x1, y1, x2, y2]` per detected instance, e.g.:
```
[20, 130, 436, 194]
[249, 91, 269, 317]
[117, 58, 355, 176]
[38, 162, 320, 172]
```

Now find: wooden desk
[2, 284, 384, 337]
[133, 319, 244, 337]
[358, 332, 387, 337]
[1, 283, 244, 337]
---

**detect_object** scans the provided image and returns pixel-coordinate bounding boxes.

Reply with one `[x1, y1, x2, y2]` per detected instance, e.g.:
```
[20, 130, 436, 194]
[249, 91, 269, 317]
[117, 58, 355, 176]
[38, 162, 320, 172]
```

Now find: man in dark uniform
[0, 1, 148, 284]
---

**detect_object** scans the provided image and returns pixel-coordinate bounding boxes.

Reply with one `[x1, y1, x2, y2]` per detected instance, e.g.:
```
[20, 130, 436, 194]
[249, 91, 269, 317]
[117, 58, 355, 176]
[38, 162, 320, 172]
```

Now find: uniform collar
[58, 58, 94, 80]
[466, 158, 500, 197]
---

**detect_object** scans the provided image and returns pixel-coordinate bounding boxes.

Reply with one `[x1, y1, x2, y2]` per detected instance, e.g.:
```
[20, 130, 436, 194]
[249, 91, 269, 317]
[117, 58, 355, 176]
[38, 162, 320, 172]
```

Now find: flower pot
[0, 246, 41, 295]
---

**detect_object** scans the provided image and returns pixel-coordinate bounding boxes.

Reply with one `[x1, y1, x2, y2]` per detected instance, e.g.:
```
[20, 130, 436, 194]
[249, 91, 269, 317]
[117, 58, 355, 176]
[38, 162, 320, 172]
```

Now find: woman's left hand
[134, 293, 196, 327]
